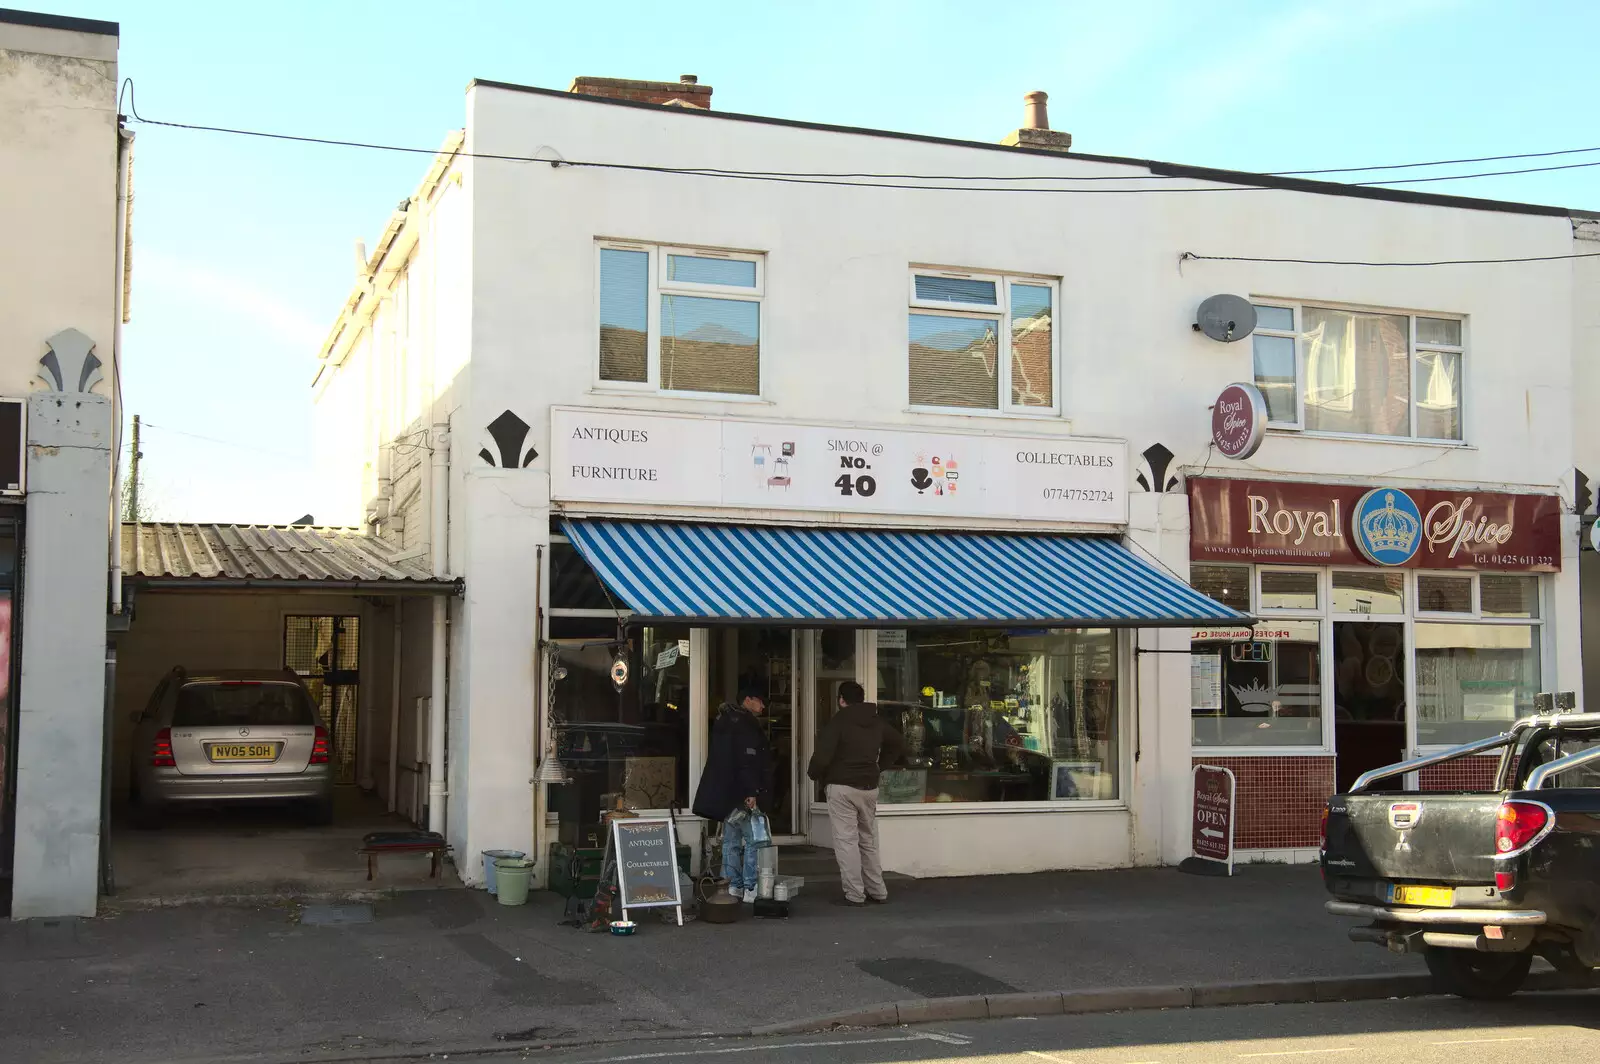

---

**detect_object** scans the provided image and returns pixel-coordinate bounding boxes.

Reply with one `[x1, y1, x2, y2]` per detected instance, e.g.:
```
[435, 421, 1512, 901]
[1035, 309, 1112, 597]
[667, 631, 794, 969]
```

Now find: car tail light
[1494, 799, 1552, 857]
[151, 728, 176, 767]
[310, 725, 331, 765]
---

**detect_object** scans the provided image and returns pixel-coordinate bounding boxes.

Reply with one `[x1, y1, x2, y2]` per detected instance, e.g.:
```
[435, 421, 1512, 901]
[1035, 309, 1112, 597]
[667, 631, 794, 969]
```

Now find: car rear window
[173, 683, 318, 728]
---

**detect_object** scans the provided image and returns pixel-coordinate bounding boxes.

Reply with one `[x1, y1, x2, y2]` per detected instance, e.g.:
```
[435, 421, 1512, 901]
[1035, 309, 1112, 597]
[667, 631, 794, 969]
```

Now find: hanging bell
[535, 756, 571, 785]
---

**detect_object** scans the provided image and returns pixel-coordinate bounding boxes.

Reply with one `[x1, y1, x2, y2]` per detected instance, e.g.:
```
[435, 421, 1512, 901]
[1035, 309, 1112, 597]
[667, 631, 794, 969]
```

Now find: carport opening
[108, 590, 451, 903]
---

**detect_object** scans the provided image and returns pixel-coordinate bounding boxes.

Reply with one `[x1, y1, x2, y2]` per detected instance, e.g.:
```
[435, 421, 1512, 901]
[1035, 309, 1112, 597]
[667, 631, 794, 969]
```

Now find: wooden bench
[359, 830, 450, 881]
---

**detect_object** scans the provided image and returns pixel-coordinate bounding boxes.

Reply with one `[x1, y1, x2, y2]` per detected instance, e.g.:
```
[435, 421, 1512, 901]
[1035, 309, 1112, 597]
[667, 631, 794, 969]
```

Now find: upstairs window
[598, 242, 763, 396]
[1251, 302, 1463, 441]
[908, 269, 1059, 414]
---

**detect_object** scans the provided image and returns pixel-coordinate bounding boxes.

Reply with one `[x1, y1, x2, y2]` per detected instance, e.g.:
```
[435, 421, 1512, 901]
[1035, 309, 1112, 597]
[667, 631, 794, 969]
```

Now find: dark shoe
[831, 896, 866, 907]
[866, 895, 889, 904]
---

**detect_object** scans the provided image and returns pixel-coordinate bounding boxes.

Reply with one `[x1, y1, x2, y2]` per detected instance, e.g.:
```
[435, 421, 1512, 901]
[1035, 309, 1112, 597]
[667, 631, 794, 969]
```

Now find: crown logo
[1228, 678, 1275, 713]
[1359, 491, 1419, 554]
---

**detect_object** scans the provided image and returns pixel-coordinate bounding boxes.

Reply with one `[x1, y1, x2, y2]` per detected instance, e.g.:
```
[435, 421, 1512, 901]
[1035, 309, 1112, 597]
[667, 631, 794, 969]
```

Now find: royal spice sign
[1188, 477, 1561, 572]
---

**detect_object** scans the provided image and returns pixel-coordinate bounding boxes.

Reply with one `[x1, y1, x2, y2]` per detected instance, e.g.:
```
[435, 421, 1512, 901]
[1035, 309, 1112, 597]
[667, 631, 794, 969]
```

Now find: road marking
[1237, 1050, 1357, 1059]
[1430, 1037, 1536, 1045]
[921, 1031, 974, 1045]
[1026, 1052, 1074, 1063]
[551, 1034, 936, 1063]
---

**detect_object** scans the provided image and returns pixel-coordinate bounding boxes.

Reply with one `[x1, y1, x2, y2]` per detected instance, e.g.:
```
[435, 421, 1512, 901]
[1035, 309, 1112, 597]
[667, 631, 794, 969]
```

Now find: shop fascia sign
[549, 407, 1128, 525]
[1210, 382, 1267, 460]
[1188, 477, 1561, 572]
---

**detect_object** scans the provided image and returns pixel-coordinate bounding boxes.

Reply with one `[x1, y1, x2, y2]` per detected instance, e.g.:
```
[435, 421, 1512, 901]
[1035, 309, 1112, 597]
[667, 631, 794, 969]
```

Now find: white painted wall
[319, 83, 1588, 878]
[2, 15, 123, 918]
[0, 19, 119, 400]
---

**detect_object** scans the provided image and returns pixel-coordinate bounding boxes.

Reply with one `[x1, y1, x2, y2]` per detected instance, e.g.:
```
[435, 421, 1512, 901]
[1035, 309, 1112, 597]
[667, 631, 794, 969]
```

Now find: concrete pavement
[2, 864, 1426, 1064]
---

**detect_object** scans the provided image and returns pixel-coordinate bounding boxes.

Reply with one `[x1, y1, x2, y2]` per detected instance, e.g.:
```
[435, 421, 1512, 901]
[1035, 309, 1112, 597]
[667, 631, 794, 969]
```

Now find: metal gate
[284, 615, 360, 786]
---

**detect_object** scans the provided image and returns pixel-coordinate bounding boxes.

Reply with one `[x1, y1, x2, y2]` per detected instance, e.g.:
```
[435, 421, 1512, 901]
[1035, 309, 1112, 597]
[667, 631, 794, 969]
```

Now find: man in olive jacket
[807, 681, 904, 906]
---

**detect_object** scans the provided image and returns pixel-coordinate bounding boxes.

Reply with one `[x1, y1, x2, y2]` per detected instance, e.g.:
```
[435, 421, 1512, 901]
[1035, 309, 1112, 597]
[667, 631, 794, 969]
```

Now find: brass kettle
[698, 876, 741, 924]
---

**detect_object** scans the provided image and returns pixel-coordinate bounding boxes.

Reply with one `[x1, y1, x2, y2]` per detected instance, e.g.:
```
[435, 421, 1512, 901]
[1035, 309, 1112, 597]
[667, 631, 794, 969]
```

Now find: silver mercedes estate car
[128, 668, 334, 826]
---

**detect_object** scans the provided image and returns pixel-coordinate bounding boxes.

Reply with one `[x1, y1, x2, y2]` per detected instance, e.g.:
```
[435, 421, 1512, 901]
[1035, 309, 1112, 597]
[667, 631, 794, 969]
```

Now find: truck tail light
[151, 728, 176, 767]
[310, 725, 331, 765]
[1495, 799, 1553, 857]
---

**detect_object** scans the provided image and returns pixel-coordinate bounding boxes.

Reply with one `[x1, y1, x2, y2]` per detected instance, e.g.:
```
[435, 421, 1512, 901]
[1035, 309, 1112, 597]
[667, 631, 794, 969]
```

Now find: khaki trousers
[826, 783, 886, 902]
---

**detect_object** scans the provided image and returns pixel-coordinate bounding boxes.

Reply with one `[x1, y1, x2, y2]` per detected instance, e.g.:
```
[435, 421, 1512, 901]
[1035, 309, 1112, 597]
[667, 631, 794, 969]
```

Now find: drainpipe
[109, 125, 133, 615]
[388, 596, 403, 813]
[427, 422, 450, 835]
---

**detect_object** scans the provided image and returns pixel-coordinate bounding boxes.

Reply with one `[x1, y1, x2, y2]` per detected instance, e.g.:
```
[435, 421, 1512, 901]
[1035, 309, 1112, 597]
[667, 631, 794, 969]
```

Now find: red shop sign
[1211, 383, 1267, 460]
[1192, 765, 1235, 872]
[1189, 477, 1561, 572]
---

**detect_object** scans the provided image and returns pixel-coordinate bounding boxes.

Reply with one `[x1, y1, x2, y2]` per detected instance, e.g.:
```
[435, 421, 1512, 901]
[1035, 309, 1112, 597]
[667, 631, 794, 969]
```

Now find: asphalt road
[372, 992, 1600, 1064]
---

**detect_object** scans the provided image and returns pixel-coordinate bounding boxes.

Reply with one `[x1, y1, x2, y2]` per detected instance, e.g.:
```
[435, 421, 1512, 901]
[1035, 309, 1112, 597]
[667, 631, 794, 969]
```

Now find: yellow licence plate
[207, 743, 280, 762]
[1390, 884, 1454, 907]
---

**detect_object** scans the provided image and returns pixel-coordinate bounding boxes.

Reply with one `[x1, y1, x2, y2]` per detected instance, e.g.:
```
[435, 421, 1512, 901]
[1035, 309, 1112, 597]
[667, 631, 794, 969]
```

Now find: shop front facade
[1185, 474, 1575, 860]
[542, 408, 1238, 877]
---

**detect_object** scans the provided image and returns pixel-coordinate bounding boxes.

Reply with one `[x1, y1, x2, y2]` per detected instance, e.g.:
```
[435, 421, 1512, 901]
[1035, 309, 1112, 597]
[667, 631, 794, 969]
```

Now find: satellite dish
[1194, 295, 1257, 343]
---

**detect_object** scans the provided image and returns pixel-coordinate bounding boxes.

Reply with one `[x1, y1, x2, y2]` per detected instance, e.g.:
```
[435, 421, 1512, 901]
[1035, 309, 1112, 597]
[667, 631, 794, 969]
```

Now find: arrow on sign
[1200, 828, 1224, 839]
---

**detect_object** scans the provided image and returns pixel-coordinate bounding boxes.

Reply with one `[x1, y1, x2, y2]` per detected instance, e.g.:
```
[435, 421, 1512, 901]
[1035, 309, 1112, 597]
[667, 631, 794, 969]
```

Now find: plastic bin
[481, 849, 525, 894]
[495, 857, 534, 906]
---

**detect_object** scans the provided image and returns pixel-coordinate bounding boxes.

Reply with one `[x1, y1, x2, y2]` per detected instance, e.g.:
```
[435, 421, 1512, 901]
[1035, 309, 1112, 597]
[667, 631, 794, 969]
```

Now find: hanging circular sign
[610, 654, 630, 691]
[1211, 383, 1268, 460]
[1352, 487, 1423, 566]
[1591, 518, 1600, 554]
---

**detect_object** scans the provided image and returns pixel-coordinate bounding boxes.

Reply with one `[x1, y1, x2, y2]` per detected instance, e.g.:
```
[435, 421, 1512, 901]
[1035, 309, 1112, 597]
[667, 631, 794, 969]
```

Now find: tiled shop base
[1418, 756, 1503, 791]
[1192, 756, 1335, 850]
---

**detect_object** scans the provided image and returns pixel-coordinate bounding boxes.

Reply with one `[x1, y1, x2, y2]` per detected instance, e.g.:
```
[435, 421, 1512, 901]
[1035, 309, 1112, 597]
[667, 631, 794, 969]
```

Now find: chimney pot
[1023, 90, 1049, 131]
[680, 74, 698, 84]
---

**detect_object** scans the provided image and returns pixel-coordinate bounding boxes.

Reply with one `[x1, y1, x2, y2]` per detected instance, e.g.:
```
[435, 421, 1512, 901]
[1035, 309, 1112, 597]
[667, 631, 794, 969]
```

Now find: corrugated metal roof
[121, 523, 458, 592]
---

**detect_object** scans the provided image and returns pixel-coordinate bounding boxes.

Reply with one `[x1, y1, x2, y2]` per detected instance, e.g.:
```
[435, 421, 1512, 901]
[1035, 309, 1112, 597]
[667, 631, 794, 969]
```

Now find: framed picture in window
[1052, 760, 1101, 800]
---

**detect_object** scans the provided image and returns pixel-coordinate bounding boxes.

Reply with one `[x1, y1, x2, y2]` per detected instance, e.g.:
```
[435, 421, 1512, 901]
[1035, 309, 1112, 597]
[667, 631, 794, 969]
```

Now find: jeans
[722, 813, 760, 892]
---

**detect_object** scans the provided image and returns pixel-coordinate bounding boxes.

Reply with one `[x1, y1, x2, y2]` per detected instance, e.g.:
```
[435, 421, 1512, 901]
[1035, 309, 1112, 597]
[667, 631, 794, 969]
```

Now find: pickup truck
[1321, 711, 1600, 998]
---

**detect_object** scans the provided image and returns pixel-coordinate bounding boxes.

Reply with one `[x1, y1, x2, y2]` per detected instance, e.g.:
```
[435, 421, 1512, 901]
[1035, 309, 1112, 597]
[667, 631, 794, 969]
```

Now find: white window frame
[1189, 565, 1550, 757]
[595, 240, 765, 400]
[908, 266, 1061, 417]
[1412, 572, 1545, 754]
[1256, 565, 1322, 612]
[1250, 300, 1467, 443]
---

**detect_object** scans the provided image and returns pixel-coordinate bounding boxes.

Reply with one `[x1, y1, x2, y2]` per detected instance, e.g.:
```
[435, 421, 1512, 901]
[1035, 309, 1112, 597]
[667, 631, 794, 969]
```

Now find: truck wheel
[1425, 947, 1533, 999]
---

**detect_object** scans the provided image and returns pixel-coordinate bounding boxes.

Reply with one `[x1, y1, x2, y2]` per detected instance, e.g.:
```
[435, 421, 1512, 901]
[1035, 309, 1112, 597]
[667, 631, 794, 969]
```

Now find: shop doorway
[708, 628, 800, 837]
[1333, 621, 1406, 792]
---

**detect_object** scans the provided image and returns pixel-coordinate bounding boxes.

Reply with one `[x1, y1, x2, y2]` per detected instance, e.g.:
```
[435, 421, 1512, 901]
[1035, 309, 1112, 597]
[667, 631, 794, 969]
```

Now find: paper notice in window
[1192, 653, 1223, 710]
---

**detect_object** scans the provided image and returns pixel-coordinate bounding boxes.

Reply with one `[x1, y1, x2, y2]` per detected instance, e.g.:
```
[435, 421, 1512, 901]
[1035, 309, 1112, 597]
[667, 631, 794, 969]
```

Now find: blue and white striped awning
[562, 519, 1248, 628]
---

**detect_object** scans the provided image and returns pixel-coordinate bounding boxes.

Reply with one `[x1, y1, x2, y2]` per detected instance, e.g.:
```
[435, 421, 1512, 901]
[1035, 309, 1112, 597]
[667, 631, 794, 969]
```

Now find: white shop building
[313, 75, 1594, 884]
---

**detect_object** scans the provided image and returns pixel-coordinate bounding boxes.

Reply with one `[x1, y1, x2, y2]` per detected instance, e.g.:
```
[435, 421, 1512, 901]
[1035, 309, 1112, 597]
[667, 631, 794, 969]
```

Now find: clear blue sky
[30, 0, 1600, 524]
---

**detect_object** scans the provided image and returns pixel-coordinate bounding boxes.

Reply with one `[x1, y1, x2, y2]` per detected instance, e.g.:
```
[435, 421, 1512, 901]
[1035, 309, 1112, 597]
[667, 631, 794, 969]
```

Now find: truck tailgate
[1324, 792, 1502, 883]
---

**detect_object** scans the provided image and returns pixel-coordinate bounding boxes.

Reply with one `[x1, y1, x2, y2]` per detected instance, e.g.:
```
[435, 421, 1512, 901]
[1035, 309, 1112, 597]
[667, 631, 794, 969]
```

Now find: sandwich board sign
[611, 816, 684, 925]
[1191, 764, 1236, 875]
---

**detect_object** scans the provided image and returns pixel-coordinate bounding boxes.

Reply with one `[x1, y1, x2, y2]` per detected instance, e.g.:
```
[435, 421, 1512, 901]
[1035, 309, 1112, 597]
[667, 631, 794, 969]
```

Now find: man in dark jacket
[691, 687, 773, 903]
[807, 681, 904, 906]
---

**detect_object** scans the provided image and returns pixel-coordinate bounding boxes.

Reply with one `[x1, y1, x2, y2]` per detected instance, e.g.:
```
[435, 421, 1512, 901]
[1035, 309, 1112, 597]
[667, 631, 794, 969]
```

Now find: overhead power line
[1181, 251, 1600, 267]
[117, 80, 1600, 194]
